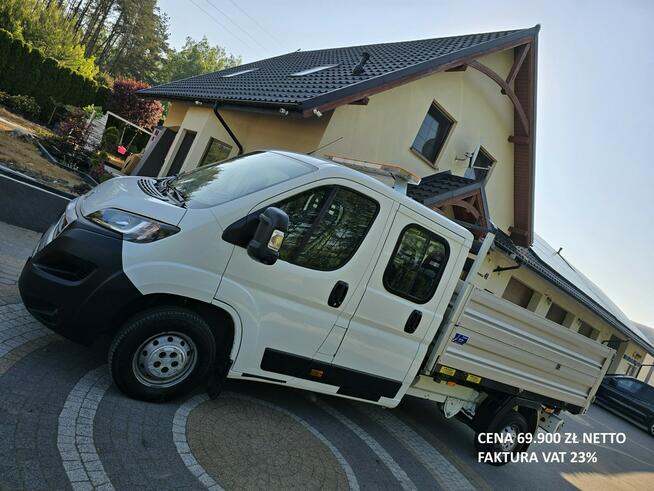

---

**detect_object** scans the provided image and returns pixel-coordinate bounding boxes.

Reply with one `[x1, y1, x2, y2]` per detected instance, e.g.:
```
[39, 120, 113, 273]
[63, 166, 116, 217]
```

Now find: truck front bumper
[18, 215, 141, 345]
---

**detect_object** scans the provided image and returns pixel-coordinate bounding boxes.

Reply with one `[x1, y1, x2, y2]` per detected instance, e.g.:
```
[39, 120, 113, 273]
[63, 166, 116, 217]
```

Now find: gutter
[212, 103, 243, 155]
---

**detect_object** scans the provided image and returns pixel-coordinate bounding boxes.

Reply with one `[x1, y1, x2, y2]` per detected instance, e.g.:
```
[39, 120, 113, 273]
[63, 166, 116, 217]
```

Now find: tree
[0, 0, 99, 77]
[106, 78, 163, 129]
[158, 36, 241, 83]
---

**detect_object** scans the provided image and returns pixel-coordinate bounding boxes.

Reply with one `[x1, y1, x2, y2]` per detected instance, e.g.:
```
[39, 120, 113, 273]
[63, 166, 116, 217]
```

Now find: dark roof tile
[139, 27, 539, 112]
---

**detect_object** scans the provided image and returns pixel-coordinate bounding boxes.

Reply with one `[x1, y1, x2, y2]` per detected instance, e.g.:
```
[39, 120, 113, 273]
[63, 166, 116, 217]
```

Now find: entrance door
[167, 130, 196, 176]
[332, 205, 462, 400]
[221, 180, 394, 380]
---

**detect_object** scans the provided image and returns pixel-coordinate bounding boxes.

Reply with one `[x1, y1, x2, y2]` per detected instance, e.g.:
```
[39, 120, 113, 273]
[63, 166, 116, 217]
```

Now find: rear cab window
[383, 225, 449, 304]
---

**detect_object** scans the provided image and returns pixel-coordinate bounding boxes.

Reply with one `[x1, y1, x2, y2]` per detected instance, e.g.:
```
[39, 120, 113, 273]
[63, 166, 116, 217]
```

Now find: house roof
[138, 26, 540, 116]
[494, 230, 654, 354]
[408, 171, 480, 207]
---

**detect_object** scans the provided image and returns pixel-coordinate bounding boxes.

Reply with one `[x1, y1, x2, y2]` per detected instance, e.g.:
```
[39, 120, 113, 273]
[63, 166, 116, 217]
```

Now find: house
[137, 25, 654, 374]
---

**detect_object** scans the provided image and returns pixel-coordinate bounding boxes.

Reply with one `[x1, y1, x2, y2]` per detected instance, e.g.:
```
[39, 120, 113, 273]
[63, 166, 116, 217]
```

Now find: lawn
[0, 130, 91, 195]
[0, 107, 55, 138]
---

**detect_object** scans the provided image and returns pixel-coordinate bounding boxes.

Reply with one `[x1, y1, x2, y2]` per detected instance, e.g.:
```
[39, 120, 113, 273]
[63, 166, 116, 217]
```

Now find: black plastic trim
[19, 216, 143, 344]
[261, 348, 402, 402]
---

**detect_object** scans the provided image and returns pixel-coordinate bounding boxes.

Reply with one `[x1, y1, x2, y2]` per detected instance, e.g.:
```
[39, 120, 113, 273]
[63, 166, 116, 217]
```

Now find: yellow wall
[164, 102, 191, 129]
[477, 249, 648, 374]
[161, 105, 329, 175]
[638, 353, 654, 386]
[315, 51, 516, 233]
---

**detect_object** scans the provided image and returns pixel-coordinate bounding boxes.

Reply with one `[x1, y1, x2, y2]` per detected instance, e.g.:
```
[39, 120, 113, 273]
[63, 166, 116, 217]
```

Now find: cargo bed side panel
[437, 288, 614, 408]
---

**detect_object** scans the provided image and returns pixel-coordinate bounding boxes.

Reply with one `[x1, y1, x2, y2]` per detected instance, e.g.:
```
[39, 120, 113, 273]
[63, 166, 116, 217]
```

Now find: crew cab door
[219, 180, 394, 380]
[332, 205, 465, 402]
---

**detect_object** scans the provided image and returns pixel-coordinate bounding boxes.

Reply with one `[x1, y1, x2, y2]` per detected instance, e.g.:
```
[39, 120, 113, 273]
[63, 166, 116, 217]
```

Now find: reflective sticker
[452, 333, 469, 345]
[439, 366, 456, 376]
[466, 374, 481, 384]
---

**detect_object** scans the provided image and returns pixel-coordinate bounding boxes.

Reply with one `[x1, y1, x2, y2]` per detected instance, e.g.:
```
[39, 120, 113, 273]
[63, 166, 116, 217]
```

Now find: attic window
[222, 68, 258, 78]
[411, 101, 455, 166]
[290, 64, 338, 76]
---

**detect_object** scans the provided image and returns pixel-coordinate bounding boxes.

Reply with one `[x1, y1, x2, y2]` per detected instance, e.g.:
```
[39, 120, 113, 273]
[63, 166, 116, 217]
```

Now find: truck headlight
[86, 208, 179, 243]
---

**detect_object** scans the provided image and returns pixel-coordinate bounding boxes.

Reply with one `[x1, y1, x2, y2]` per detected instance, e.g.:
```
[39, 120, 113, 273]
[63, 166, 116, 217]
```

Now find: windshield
[170, 152, 316, 208]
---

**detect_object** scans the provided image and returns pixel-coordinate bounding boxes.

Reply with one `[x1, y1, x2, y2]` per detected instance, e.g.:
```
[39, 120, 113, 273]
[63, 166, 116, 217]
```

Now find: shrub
[89, 150, 112, 182]
[0, 30, 13, 74]
[9, 95, 40, 118]
[0, 90, 41, 118]
[106, 78, 163, 130]
[0, 28, 110, 120]
[101, 126, 120, 151]
[54, 107, 88, 148]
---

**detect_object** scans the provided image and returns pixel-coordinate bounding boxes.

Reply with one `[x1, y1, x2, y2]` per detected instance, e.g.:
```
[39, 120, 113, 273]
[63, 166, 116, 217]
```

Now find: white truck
[19, 150, 614, 463]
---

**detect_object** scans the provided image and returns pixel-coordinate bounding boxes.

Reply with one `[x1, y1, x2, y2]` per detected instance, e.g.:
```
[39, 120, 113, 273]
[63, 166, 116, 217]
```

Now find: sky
[158, 0, 654, 328]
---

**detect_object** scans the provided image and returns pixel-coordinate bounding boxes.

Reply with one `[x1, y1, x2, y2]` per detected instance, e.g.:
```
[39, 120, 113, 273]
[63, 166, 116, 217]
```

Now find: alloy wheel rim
[132, 332, 197, 388]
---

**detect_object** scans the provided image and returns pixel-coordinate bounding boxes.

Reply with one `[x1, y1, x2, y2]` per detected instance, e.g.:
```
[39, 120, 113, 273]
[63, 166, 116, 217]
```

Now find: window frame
[410, 100, 456, 167]
[471, 146, 497, 181]
[382, 224, 450, 304]
[277, 185, 380, 272]
[199, 137, 233, 167]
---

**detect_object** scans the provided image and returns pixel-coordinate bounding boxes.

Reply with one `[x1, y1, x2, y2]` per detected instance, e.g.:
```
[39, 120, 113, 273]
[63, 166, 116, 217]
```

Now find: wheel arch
[111, 293, 236, 360]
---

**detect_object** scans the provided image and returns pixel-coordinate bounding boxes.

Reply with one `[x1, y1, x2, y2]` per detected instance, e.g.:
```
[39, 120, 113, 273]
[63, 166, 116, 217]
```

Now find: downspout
[213, 102, 243, 155]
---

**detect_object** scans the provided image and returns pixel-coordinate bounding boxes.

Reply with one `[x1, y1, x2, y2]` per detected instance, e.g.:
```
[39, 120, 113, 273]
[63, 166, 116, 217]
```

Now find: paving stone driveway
[0, 221, 481, 491]
[2, 220, 651, 491]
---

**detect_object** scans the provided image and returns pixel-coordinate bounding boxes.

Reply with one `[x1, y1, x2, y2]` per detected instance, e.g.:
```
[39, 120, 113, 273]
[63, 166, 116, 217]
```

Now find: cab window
[383, 225, 449, 303]
[276, 186, 379, 270]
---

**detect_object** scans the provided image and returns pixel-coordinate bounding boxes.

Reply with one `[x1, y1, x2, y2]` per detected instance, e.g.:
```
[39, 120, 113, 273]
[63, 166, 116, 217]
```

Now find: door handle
[328, 281, 349, 308]
[404, 309, 422, 333]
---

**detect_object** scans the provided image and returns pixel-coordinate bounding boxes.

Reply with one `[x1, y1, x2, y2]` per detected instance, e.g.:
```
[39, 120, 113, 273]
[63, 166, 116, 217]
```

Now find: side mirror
[247, 207, 289, 265]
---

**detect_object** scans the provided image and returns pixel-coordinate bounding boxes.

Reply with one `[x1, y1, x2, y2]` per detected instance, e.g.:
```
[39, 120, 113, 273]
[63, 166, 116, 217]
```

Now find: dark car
[595, 375, 654, 436]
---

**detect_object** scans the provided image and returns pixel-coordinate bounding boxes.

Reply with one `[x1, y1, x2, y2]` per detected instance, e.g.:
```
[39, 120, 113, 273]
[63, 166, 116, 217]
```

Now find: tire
[474, 410, 529, 466]
[108, 306, 217, 402]
[648, 418, 654, 437]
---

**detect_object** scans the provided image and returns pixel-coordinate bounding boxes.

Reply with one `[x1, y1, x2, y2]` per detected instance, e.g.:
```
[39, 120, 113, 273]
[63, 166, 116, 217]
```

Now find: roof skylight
[290, 64, 339, 76]
[222, 68, 259, 78]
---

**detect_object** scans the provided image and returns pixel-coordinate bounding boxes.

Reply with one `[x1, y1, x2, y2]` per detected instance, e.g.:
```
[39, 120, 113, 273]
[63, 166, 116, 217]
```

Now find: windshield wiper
[157, 177, 187, 207]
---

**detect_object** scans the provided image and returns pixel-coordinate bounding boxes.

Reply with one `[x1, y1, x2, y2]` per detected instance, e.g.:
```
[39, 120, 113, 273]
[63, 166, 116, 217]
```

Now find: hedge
[0, 28, 109, 120]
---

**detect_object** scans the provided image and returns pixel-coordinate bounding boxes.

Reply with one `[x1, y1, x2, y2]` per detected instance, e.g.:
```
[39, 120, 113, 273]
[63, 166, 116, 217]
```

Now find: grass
[0, 107, 55, 138]
[0, 130, 90, 195]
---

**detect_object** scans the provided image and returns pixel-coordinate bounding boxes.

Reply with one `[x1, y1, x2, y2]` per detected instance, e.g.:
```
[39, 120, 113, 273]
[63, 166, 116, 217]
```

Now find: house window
[383, 225, 449, 304]
[546, 302, 568, 326]
[200, 138, 232, 166]
[502, 277, 535, 309]
[276, 186, 379, 271]
[411, 102, 454, 165]
[578, 321, 600, 341]
[470, 147, 496, 181]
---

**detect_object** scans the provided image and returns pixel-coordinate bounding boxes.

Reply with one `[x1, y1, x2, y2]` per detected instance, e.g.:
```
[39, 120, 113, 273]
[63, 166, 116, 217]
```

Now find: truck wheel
[109, 307, 217, 402]
[474, 410, 528, 466]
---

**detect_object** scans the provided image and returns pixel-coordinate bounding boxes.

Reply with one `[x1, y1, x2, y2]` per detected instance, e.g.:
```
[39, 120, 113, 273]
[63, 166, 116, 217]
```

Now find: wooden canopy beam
[467, 60, 530, 136]
[505, 44, 530, 87]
